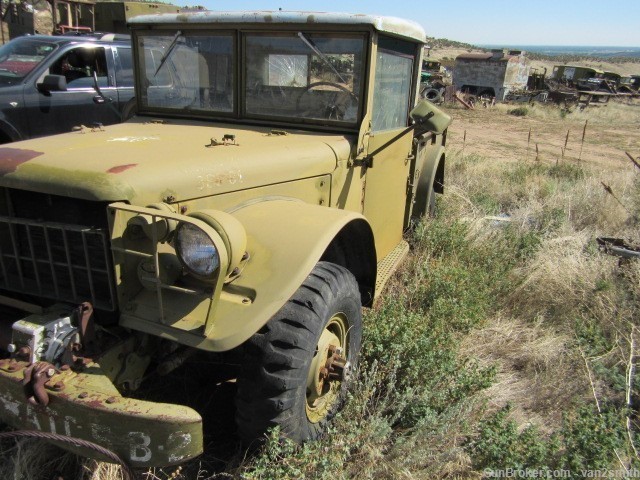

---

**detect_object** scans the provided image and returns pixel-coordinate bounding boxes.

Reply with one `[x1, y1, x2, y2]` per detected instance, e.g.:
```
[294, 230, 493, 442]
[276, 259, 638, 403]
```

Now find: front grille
[0, 216, 116, 311]
[0, 189, 117, 312]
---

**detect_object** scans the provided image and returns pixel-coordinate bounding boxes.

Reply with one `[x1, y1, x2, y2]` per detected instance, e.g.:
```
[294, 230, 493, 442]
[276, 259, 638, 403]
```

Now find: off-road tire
[235, 261, 362, 445]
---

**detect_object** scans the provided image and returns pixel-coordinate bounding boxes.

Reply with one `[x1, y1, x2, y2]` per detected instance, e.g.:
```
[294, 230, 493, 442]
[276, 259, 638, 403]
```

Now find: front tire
[235, 261, 362, 444]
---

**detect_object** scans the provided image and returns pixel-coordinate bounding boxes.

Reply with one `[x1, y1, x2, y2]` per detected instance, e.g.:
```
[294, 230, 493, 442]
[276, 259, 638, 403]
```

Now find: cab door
[24, 45, 121, 138]
[361, 36, 418, 261]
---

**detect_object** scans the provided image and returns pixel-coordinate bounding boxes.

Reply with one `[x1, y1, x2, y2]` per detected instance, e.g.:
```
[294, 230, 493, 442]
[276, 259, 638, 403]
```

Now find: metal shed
[453, 49, 530, 101]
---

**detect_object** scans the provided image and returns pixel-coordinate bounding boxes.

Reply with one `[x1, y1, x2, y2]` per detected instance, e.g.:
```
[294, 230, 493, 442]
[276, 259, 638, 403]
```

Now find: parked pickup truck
[0, 34, 135, 143]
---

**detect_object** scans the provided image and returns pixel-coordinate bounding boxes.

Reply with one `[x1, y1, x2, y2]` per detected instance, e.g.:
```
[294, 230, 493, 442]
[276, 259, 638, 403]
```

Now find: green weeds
[508, 107, 529, 117]
[467, 404, 628, 474]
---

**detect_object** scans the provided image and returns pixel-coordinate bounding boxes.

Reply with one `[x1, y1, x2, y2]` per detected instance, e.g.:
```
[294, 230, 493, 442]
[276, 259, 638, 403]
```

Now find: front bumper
[0, 358, 203, 467]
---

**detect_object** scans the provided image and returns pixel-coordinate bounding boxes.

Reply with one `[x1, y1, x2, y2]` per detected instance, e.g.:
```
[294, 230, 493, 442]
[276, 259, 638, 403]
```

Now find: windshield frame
[132, 27, 371, 132]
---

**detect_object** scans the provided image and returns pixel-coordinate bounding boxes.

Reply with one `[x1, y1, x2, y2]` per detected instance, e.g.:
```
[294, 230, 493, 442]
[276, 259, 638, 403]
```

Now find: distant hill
[478, 44, 640, 64]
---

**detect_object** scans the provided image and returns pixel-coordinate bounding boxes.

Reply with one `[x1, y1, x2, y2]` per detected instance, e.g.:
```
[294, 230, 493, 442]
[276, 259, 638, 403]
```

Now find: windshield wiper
[154, 30, 183, 77]
[297, 32, 348, 85]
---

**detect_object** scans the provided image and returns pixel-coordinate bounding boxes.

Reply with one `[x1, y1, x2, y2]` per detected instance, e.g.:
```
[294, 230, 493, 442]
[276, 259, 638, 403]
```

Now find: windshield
[245, 33, 364, 124]
[135, 30, 365, 126]
[0, 37, 57, 85]
[137, 32, 234, 113]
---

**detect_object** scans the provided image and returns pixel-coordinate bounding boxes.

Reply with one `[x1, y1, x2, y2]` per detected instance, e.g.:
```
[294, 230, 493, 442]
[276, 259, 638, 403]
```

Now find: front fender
[412, 136, 446, 218]
[113, 200, 376, 352]
[0, 116, 22, 143]
[211, 199, 375, 350]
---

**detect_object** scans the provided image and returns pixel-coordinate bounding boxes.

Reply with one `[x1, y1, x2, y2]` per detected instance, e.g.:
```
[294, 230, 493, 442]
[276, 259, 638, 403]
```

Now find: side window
[114, 47, 134, 87]
[50, 47, 109, 89]
[371, 36, 415, 132]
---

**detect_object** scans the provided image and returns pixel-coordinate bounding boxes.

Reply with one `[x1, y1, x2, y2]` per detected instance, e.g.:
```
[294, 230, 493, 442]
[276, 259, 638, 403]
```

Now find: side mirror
[37, 74, 68, 94]
[410, 100, 452, 135]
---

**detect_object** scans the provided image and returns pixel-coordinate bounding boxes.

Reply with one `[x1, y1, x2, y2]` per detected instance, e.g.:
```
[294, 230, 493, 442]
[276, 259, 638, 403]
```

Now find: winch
[6, 303, 90, 366]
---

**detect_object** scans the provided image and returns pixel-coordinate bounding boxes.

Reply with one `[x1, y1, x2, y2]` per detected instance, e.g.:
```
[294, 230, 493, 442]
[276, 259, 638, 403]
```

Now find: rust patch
[107, 164, 137, 174]
[0, 148, 44, 175]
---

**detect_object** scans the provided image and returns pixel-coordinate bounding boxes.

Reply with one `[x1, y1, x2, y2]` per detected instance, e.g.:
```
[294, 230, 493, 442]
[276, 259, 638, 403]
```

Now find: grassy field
[1, 100, 639, 479]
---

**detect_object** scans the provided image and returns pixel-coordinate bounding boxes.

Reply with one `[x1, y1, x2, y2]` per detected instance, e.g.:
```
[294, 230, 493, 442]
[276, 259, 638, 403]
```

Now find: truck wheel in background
[121, 97, 137, 121]
[235, 261, 362, 445]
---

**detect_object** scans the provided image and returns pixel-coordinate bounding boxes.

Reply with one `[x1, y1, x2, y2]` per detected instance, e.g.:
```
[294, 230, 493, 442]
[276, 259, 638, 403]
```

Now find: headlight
[175, 222, 220, 279]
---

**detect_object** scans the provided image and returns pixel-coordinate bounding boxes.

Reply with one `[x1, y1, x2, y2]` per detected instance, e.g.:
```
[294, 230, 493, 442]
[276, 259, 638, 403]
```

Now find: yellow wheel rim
[305, 313, 348, 424]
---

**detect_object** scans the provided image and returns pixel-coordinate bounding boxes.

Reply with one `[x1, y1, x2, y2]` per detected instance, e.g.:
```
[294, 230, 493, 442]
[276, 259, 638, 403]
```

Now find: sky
[172, 0, 640, 47]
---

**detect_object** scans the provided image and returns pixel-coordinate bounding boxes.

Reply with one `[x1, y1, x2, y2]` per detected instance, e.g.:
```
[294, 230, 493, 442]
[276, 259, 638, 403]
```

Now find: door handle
[93, 96, 106, 104]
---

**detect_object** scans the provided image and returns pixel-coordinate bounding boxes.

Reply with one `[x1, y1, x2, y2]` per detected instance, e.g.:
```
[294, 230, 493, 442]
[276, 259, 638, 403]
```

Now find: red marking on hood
[0, 148, 44, 175]
[107, 163, 137, 174]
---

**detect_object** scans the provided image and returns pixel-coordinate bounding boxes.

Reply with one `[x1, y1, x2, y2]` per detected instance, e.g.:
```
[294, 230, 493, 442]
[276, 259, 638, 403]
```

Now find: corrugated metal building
[453, 49, 530, 100]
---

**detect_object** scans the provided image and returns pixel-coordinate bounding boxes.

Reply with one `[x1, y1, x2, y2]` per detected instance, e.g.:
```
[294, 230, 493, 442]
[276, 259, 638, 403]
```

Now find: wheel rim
[305, 312, 349, 423]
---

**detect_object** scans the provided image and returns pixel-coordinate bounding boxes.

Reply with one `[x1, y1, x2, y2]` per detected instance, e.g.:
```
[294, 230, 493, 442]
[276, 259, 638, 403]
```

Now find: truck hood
[0, 118, 353, 205]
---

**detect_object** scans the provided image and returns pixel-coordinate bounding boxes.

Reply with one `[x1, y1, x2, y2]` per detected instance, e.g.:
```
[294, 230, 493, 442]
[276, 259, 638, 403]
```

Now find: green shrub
[467, 404, 627, 474]
[466, 406, 558, 471]
[509, 107, 529, 117]
[548, 162, 585, 182]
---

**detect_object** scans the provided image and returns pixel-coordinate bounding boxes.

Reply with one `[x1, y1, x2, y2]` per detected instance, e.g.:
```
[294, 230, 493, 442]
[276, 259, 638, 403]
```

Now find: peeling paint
[0, 148, 44, 175]
[107, 164, 138, 174]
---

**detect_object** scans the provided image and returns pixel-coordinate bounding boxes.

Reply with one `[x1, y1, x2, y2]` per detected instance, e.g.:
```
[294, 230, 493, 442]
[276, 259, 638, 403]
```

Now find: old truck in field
[0, 11, 451, 467]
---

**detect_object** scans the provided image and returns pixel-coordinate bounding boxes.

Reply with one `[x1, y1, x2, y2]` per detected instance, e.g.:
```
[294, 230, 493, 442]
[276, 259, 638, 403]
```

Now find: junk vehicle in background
[0, 11, 451, 467]
[453, 49, 530, 101]
[420, 59, 452, 104]
[0, 34, 135, 143]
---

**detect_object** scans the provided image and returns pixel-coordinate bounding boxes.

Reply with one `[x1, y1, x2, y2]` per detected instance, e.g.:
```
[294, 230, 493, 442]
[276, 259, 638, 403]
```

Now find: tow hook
[22, 361, 56, 406]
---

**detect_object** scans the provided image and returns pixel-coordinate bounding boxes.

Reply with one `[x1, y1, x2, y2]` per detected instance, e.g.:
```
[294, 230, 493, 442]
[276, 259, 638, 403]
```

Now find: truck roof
[128, 10, 426, 43]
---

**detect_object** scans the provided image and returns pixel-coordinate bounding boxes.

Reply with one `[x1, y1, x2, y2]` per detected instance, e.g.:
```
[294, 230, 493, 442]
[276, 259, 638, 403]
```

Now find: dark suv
[0, 34, 134, 143]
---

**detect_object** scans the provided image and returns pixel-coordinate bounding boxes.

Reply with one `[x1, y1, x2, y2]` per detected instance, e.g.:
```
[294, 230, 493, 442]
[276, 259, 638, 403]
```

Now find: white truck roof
[128, 10, 426, 43]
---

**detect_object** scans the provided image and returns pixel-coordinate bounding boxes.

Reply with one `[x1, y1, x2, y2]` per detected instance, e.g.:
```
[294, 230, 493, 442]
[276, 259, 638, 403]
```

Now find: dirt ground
[445, 101, 640, 171]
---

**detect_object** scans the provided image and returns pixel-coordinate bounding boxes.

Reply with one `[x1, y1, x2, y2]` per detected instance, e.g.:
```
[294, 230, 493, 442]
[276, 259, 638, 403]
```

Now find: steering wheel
[296, 81, 358, 121]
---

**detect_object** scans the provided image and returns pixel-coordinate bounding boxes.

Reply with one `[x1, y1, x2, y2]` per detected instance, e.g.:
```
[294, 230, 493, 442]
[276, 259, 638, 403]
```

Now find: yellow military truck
[0, 11, 451, 467]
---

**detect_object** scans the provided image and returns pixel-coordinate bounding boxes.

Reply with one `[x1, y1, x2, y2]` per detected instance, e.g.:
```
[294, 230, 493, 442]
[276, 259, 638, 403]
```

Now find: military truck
[0, 11, 451, 468]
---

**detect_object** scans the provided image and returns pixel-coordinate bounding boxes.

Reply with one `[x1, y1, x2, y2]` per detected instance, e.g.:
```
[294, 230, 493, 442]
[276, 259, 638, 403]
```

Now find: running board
[375, 240, 409, 299]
